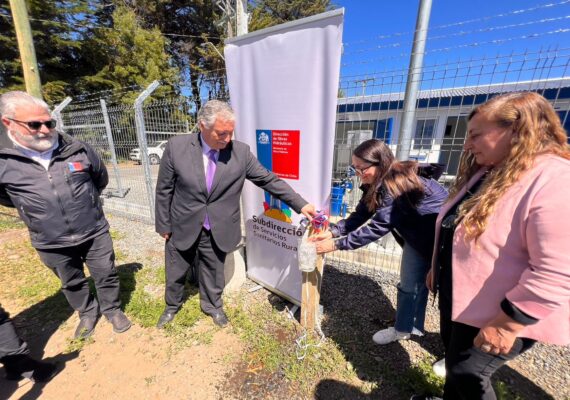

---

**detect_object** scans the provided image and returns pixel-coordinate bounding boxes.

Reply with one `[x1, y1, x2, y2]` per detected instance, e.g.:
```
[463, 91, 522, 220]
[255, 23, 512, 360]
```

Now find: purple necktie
[203, 149, 217, 230]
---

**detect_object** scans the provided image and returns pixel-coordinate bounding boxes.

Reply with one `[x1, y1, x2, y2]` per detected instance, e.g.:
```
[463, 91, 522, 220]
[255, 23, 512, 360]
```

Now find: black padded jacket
[0, 132, 109, 249]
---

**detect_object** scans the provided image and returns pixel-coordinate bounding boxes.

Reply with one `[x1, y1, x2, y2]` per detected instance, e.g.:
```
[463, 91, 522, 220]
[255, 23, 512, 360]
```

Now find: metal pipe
[396, 0, 433, 161]
[134, 80, 160, 222]
[52, 96, 72, 131]
[100, 99, 125, 197]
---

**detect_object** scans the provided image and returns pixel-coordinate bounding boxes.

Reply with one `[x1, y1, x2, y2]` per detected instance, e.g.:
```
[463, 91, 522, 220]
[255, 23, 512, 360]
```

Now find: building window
[414, 119, 437, 150]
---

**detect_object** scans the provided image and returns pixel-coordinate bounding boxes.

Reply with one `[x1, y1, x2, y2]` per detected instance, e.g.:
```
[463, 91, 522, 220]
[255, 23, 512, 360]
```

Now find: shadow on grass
[314, 266, 554, 400]
[315, 266, 427, 399]
[0, 262, 149, 399]
[116, 261, 204, 329]
[0, 290, 77, 400]
[116, 262, 143, 309]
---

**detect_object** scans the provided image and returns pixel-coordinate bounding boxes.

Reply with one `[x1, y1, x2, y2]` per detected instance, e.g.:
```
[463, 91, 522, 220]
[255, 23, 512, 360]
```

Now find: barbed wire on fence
[341, 29, 570, 67]
[343, 15, 570, 56]
[343, 0, 570, 47]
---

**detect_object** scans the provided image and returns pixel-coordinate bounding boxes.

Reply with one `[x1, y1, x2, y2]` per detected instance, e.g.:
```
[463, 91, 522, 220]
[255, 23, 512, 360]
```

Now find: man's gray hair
[0, 91, 50, 118]
[197, 100, 235, 129]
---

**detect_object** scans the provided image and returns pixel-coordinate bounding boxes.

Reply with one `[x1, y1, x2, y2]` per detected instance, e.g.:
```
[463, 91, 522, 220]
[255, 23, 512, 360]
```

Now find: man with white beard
[0, 91, 131, 346]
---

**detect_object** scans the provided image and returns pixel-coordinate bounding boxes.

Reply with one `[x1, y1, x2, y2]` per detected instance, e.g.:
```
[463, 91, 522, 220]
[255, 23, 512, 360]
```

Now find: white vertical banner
[225, 9, 344, 304]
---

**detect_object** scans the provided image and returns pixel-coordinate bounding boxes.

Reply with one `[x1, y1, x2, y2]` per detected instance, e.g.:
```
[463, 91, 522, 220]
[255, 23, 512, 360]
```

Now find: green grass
[226, 296, 357, 393]
[117, 261, 210, 346]
[495, 380, 525, 400]
[65, 335, 94, 354]
[0, 239, 61, 306]
[110, 229, 126, 241]
[399, 357, 445, 397]
[0, 205, 25, 230]
[0, 212, 533, 398]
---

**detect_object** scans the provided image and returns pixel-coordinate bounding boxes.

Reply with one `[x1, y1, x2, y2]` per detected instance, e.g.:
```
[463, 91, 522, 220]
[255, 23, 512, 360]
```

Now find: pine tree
[248, 0, 332, 31]
[81, 5, 179, 104]
[0, 0, 90, 102]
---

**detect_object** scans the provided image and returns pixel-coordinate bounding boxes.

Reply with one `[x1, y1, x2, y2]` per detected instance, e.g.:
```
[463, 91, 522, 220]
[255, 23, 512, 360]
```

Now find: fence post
[52, 96, 72, 130]
[134, 80, 160, 222]
[100, 99, 126, 197]
[396, 0, 433, 161]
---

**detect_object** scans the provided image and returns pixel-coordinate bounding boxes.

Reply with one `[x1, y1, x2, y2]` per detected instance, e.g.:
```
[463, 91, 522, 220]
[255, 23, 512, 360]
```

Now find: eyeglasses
[349, 163, 376, 175]
[7, 118, 57, 130]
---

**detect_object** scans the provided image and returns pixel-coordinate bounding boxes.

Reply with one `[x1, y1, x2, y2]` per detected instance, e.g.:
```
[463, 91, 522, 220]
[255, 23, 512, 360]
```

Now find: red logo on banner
[271, 130, 300, 180]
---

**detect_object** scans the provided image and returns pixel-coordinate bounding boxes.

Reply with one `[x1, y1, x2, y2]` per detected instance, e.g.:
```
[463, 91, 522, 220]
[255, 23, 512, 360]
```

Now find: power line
[339, 46, 570, 81]
[343, 0, 570, 47]
[343, 15, 570, 56]
[341, 29, 570, 67]
[0, 12, 224, 40]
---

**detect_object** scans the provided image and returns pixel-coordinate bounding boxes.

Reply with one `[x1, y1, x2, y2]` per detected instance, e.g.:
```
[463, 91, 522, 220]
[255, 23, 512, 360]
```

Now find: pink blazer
[431, 155, 570, 345]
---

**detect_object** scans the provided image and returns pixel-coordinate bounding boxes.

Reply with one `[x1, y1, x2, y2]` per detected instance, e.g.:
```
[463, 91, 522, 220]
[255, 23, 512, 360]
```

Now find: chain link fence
[325, 47, 570, 277]
[54, 47, 570, 277]
[56, 94, 207, 223]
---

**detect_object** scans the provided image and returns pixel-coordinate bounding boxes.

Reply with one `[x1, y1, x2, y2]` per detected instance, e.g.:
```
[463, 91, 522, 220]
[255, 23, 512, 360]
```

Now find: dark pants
[165, 229, 227, 315]
[36, 231, 121, 318]
[0, 306, 28, 359]
[439, 267, 535, 400]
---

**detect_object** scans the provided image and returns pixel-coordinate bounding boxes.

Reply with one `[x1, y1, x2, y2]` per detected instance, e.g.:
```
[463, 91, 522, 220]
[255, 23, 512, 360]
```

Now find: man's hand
[161, 233, 171, 240]
[315, 238, 337, 254]
[309, 230, 333, 242]
[474, 311, 526, 355]
[300, 203, 318, 221]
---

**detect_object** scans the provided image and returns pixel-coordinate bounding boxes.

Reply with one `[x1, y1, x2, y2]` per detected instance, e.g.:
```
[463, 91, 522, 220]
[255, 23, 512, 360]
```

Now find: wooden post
[9, 0, 42, 98]
[300, 227, 325, 332]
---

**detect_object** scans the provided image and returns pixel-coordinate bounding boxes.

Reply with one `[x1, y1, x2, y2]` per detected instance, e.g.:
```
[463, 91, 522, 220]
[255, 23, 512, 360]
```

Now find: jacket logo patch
[68, 162, 84, 172]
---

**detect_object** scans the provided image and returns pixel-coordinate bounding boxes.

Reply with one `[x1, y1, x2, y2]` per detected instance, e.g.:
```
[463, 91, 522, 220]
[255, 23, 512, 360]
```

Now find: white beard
[9, 129, 58, 152]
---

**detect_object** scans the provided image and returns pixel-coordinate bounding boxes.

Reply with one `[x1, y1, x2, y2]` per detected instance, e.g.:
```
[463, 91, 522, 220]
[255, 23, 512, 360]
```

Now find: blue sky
[334, 0, 570, 87]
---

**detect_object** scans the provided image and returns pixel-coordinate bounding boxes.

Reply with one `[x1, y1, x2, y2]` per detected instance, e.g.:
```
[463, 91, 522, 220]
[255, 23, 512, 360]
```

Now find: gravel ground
[318, 266, 570, 400]
[105, 213, 570, 400]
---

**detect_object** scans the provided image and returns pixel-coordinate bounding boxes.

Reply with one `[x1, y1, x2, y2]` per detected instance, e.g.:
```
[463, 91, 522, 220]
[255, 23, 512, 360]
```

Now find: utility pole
[236, 0, 248, 36]
[9, 0, 42, 98]
[216, 0, 236, 38]
[396, 0, 432, 161]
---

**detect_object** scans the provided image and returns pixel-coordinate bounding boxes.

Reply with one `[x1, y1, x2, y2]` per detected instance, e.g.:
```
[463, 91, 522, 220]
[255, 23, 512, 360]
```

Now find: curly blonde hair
[449, 91, 570, 240]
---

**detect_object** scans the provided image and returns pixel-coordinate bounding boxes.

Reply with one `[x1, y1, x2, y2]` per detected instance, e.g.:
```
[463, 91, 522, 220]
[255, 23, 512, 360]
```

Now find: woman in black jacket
[313, 139, 447, 344]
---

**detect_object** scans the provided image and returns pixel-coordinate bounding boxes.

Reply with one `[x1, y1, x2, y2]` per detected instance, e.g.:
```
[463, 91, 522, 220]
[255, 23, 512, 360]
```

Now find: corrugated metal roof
[338, 77, 570, 105]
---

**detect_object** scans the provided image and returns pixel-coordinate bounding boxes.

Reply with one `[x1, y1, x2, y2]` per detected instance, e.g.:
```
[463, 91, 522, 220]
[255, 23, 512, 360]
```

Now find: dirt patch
[0, 226, 245, 400]
[0, 229, 28, 245]
[1, 316, 244, 400]
[222, 322, 299, 400]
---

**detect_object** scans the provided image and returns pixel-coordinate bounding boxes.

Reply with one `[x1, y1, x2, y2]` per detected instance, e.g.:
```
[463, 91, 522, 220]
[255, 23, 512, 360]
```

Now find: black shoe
[410, 395, 443, 400]
[2, 354, 58, 383]
[211, 310, 229, 328]
[106, 310, 132, 333]
[156, 309, 176, 329]
[74, 315, 99, 339]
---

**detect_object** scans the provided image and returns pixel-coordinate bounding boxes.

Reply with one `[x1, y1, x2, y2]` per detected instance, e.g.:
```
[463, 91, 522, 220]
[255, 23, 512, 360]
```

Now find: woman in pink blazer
[412, 92, 570, 400]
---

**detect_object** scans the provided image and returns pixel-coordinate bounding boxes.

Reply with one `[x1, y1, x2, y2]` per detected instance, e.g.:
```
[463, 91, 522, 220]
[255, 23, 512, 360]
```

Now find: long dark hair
[353, 139, 424, 212]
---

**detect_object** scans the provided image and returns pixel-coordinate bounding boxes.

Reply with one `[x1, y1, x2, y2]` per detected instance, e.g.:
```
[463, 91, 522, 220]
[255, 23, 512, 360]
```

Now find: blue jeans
[394, 243, 430, 333]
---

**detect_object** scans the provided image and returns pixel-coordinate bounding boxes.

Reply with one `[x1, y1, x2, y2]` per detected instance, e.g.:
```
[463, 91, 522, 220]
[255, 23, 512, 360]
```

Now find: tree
[0, 0, 92, 102]
[119, 0, 226, 110]
[81, 5, 179, 104]
[125, 0, 333, 110]
[1, 1, 334, 106]
[248, 0, 332, 31]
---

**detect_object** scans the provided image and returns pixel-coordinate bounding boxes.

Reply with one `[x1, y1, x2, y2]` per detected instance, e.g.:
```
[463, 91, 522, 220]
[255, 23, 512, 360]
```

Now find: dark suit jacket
[155, 133, 308, 253]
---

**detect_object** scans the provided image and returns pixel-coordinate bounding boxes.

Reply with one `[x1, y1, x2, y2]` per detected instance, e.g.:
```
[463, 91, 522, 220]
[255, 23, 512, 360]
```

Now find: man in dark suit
[155, 100, 316, 328]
